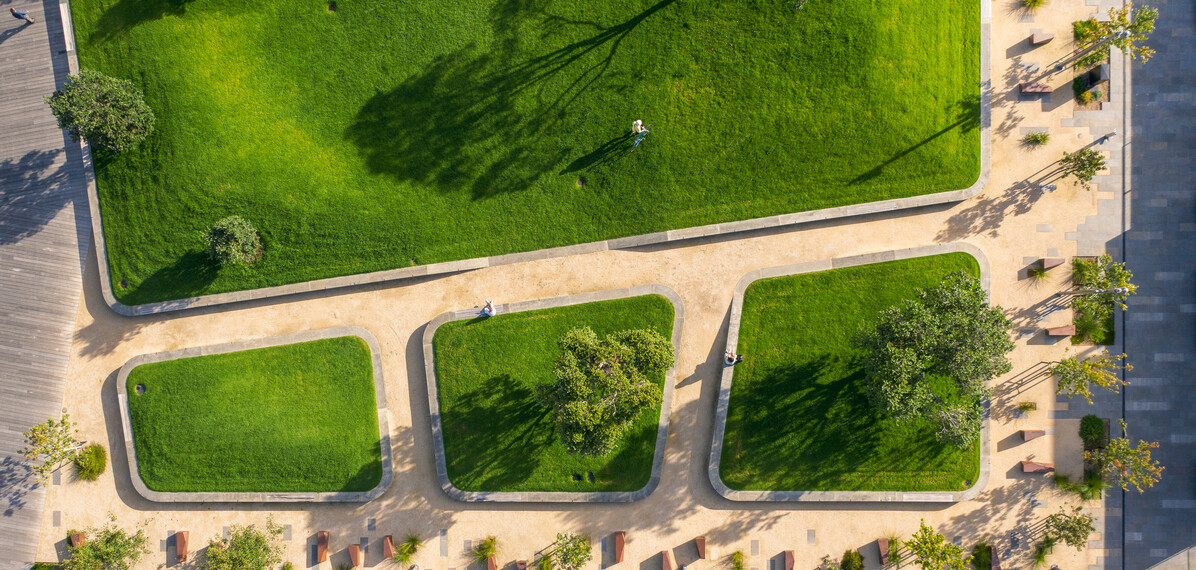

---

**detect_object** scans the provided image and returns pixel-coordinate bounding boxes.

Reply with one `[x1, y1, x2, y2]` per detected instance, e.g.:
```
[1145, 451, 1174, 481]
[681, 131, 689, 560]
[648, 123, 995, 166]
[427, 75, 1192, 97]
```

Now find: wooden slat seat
[662, 550, 674, 570]
[614, 531, 626, 563]
[1021, 430, 1046, 441]
[383, 535, 394, 559]
[1020, 83, 1052, 93]
[176, 531, 189, 563]
[877, 538, 889, 563]
[1021, 460, 1055, 473]
[1040, 258, 1064, 270]
[1046, 325, 1076, 337]
[317, 531, 329, 563]
[488, 555, 497, 570]
[783, 550, 794, 570]
[695, 536, 706, 559]
[349, 544, 361, 567]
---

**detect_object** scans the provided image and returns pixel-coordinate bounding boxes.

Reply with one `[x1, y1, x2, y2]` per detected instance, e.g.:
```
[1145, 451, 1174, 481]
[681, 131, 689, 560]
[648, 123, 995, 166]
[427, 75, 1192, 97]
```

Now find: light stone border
[421, 285, 684, 502]
[115, 326, 394, 503]
[79, 0, 991, 316]
[708, 242, 993, 503]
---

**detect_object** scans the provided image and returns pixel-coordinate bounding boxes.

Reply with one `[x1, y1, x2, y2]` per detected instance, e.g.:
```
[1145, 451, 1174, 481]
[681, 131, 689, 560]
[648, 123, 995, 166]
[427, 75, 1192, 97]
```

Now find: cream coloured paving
[35, 0, 1127, 568]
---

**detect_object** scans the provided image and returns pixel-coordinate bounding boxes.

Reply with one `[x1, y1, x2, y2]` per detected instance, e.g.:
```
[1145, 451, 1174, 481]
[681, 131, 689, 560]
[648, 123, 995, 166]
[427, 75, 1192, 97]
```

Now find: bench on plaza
[783, 550, 794, 570]
[877, 538, 889, 563]
[383, 535, 394, 559]
[614, 531, 626, 563]
[1046, 325, 1076, 337]
[488, 554, 498, 570]
[1020, 83, 1052, 93]
[349, 543, 361, 567]
[1021, 460, 1055, 474]
[317, 531, 329, 563]
[1030, 33, 1054, 45]
[69, 532, 86, 548]
[662, 550, 675, 570]
[1040, 258, 1064, 270]
[176, 531, 189, 563]
[695, 536, 707, 559]
[1021, 430, 1046, 442]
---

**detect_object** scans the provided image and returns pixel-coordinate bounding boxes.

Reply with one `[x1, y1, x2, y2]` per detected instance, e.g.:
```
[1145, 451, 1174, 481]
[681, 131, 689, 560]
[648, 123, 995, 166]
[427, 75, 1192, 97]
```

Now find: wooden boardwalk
[0, 0, 91, 566]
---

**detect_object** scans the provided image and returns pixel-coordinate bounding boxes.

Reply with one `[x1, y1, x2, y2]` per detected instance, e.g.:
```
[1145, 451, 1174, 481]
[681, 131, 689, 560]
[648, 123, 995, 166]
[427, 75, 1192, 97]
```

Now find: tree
[203, 216, 263, 266]
[904, 521, 971, 570]
[857, 273, 1013, 448]
[1085, 419, 1163, 492]
[45, 70, 155, 152]
[1060, 148, 1107, 190]
[1051, 350, 1131, 404]
[1043, 506, 1096, 551]
[22, 414, 81, 484]
[64, 520, 150, 570]
[839, 549, 864, 570]
[1071, 254, 1137, 309]
[203, 522, 283, 570]
[537, 327, 673, 456]
[549, 534, 592, 570]
[1076, 4, 1159, 62]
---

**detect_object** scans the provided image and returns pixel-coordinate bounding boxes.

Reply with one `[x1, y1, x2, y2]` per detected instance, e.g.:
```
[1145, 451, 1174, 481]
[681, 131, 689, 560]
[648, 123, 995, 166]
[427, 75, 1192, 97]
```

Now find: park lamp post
[1075, 286, 1130, 297]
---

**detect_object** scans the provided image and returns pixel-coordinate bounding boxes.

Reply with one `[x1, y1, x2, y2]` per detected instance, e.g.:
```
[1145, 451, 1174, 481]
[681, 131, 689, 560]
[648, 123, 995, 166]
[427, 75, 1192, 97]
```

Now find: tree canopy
[857, 272, 1013, 448]
[905, 521, 971, 570]
[1076, 3, 1159, 62]
[536, 327, 673, 456]
[203, 522, 283, 570]
[550, 533, 592, 570]
[64, 520, 150, 570]
[45, 70, 155, 153]
[22, 414, 80, 484]
[1051, 350, 1131, 404]
[1086, 419, 1164, 492]
[1044, 507, 1096, 551]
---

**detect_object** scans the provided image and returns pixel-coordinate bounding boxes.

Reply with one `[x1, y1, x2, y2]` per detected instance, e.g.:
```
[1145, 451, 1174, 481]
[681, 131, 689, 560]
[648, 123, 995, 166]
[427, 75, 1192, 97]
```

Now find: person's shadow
[0, 21, 32, 46]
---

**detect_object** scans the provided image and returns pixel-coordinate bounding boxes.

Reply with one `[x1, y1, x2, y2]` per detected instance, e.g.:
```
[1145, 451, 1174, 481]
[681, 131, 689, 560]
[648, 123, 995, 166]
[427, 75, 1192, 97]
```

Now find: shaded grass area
[125, 336, 382, 492]
[433, 295, 673, 492]
[71, 0, 981, 304]
[720, 254, 982, 492]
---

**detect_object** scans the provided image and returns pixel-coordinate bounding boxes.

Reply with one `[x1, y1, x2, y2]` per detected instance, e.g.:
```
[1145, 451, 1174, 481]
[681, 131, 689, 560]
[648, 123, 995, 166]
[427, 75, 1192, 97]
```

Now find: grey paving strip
[707, 242, 993, 502]
[83, 8, 992, 317]
[421, 284, 685, 503]
[114, 326, 394, 503]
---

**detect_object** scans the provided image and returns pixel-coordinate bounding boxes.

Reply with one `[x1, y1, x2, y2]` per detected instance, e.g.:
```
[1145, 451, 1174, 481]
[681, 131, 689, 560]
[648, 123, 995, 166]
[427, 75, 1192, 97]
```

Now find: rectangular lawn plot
[125, 336, 383, 493]
[720, 253, 982, 492]
[73, 0, 981, 305]
[432, 294, 674, 492]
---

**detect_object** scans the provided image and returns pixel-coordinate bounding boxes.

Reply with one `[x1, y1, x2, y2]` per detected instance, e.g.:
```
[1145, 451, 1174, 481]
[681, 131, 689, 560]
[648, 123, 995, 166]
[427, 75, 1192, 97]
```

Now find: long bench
[1021, 460, 1055, 474]
[176, 531, 189, 563]
[614, 531, 626, 564]
[317, 531, 329, 563]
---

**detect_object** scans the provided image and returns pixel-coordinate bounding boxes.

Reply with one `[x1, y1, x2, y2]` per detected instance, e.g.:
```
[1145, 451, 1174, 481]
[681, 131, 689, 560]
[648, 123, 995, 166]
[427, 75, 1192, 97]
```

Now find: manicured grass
[71, 0, 980, 304]
[720, 253, 982, 492]
[125, 336, 382, 492]
[433, 295, 674, 492]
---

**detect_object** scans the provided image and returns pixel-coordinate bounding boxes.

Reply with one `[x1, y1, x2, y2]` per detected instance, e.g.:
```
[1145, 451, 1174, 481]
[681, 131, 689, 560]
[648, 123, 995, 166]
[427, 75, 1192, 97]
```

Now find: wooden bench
[877, 538, 889, 563]
[1030, 32, 1054, 45]
[69, 532, 86, 548]
[383, 535, 395, 559]
[317, 531, 329, 563]
[662, 550, 674, 570]
[176, 531, 189, 563]
[488, 555, 498, 570]
[783, 550, 794, 570]
[349, 544, 362, 567]
[1046, 325, 1076, 337]
[1021, 460, 1055, 474]
[1040, 258, 1064, 270]
[614, 531, 626, 563]
[1020, 83, 1052, 93]
[695, 536, 706, 559]
[1021, 429, 1046, 441]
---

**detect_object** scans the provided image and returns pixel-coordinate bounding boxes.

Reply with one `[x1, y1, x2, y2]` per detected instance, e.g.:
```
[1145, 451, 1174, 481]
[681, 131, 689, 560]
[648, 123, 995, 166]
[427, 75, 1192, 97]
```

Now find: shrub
[1078, 89, 1098, 105]
[1028, 266, 1048, 282]
[73, 443, 107, 481]
[731, 551, 744, 570]
[203, 216, 262, 266]
[282, 563, 294, 570]
[1023, 132, 1050, 145]
[840, 550, 863, 570]
[1018, 401, 1037, 413]
[1023, 0, 1045, 8]
[971, 542, 992, 570]
[395, 534, 422, 564]
[64, 522, 150, 570]
[206, 523, 284, 570]
[1072, 77, 1089, 99]
[550, 534, 592, 570]
[1074, 19, 1101, 44]
[1031, 536, 1055, 567]
[539, 554, 555, 570]
[473, 536, 497, 562]
[45, 70, 155, 153]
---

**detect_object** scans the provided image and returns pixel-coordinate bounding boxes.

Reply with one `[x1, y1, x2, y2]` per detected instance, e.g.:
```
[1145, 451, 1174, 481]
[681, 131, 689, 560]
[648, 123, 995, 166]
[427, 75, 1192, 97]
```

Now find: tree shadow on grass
[87, 0, 195, 44]
[848, 94, 982, 186]
[345, 0, 677, 199]
[561, 132, 635, 174]
[441, 374, 552, 491]
[115, 250, 219, 306]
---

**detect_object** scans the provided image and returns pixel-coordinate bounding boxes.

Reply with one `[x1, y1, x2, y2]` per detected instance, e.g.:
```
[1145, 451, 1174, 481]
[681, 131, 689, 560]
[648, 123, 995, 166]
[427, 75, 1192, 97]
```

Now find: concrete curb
[708, 242, 993, 503]
[115, 326, 394, 503]
[82, 1, 991, 316]
[421, 285, 685, 503]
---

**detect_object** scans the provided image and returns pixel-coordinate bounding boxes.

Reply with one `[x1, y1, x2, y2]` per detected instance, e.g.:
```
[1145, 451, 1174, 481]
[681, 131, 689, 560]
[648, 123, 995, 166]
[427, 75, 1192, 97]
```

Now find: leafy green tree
[1071, 254, 1137, 309]
[1043, 506, 1096, 550]
[858, 273, 1013, 448]
[1085, 420, 1164, 492]
[1076, 4, 1159, 62]
[1051, 350, 1131, 404]
[64, 520, 150, 570]
[203, 522, 283, 570]
[905, 521, 971, 570]
[1060, 148, 1107, 190]
[537, 327, 673, 456]
[45, 70, 155, 152]
[22, 414, 81, 484]
[203, 215, 262, 266]
[550, 534, 592, 570]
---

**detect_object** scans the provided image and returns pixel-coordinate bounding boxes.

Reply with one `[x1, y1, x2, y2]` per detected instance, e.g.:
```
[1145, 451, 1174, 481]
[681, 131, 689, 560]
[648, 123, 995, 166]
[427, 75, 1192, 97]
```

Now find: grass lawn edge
[708, 243, 993, 503]
[423, 285, 684, 502]
[116, 326, 394, 503]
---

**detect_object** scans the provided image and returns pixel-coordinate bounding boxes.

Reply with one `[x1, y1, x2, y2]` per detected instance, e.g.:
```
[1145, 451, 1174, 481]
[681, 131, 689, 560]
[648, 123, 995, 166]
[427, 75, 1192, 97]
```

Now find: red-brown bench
[662, 550, 674, 570]
[877, 538, 889, 563]
[349, 544, 361, 567]
[176, 531, 189, 563]
[383, 535, 395, 559]
[488, 555, 497, 570]
[1021, 430, 1046, 441]
[614, 531, 626, 563]
[1021, 461, 1055, 473]
[69, 532, 86, 548]
[1040, 258, 1064, 270]
[783, 550, 794, 570]
[317, 531, 329, 563]
[1020, 83, 1052, 93]
[695, 536, 706, 559]
[1046, 325, 1076, 337]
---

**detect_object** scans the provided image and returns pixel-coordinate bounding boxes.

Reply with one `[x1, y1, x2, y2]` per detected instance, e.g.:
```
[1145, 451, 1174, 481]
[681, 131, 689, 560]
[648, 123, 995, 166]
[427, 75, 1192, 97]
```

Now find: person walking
[10, 7, 36, 24]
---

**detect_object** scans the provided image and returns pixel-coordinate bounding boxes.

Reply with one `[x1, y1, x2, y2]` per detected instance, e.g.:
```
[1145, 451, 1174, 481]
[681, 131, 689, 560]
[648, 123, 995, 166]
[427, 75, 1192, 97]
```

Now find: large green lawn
[72, 0, 980, 304]
[125, 336, 383, 492]
[433, 295, 674, 492]
[720, 254, 982, 492]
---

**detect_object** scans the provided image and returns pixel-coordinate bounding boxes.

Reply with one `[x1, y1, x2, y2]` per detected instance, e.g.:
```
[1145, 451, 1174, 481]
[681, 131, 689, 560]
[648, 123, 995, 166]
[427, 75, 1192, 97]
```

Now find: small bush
[203, 216, 262, 266]
[1028, 267, 1048, 281]
[1071, 257, 1101, 287]
[1032, 536, 1055, 567]
[731, 551, 744, 570]
[539, 554, 555, 570]
[840, 549, 863, 570]
[1080, 415, 1107, 448]
[473, 536, 497, 562]
[1023, 132, 1050, 145]
[1073, 19, 1101, 43]
[1023, 0, 1045, 9]
[971, 542, 992, 570]
[395, 534, 422, 564]
[73, 443, 107, 481]
[1078, 89, 1099, 105]
[1018, 401, 1037, 413]
[1072, 77, 1090, 99]
[1057, 470, 1110, 501]
[44, 70, 155, 153]
[282, 563, 294, 570]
